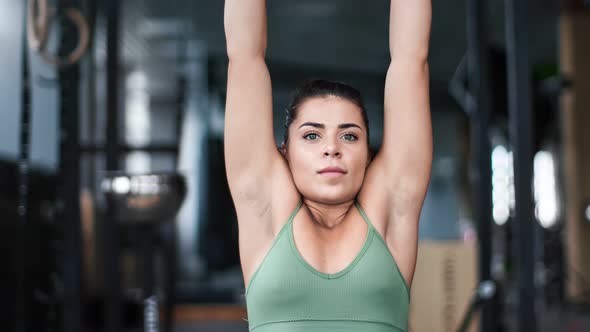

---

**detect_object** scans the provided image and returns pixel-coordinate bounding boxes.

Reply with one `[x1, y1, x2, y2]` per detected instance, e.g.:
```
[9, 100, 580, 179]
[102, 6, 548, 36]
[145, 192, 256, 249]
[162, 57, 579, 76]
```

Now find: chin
[301, 187, 358, 205]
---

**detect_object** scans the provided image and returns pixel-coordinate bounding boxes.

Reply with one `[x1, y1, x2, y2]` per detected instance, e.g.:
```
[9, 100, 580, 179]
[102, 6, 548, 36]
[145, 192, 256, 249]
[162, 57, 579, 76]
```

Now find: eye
[303, 133, 320, 140]
[341, 133, 358, 141]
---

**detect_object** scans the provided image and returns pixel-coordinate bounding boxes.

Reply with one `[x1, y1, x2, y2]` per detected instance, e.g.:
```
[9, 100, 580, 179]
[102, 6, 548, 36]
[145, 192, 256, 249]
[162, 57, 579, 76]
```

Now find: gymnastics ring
[27, 0, 50, 51]
[39, 8, 90, 67]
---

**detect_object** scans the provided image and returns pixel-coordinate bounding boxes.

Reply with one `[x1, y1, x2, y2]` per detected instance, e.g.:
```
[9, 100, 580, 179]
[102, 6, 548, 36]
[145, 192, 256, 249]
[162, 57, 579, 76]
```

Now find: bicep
[224, 57, 282, 197]
[377, 59, 433, 199]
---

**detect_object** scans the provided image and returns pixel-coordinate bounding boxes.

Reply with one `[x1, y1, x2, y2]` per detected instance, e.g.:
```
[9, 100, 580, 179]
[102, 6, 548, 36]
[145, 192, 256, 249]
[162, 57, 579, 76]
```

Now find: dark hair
[282, 79, 370, 145]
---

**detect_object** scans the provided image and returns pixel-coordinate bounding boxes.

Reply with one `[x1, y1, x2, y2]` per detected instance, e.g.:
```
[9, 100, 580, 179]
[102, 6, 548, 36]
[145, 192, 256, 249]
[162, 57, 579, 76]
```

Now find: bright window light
[534, 151, 559, 229]
[492, 145, 513, 225]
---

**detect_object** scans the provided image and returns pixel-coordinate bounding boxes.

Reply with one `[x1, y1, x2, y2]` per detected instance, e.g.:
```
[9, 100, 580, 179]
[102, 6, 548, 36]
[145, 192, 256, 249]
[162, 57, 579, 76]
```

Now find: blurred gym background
[2, 0, 590, 331]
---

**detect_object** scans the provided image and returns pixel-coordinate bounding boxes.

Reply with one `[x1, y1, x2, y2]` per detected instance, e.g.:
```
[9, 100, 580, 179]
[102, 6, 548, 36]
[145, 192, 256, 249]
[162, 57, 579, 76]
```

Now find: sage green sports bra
[245, 200, 410, 332]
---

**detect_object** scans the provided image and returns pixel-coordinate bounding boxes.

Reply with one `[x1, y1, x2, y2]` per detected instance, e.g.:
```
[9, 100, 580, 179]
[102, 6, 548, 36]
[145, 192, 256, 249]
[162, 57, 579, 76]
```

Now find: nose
[323, 144, 341, 158]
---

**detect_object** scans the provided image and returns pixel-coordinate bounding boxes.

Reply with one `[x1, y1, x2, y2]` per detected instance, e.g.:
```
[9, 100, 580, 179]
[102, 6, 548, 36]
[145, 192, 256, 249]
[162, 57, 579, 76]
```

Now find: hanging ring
[39, 8, 90, 67]
[27, 0, 50, 51]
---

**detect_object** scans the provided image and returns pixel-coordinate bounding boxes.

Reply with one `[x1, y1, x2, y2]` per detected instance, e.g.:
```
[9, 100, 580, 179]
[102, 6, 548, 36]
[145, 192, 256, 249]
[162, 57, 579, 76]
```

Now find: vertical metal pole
[105, 0, 121, 331]
[105, 0, 121, 178]
[466, 0, 495, 331]
[142, 226, 160, 332]
[505, 0, 537, 330]
[162, 222, 177, 332]
[58, 1, 83, 331]
[16, 2, 31, 331]
[83, 0, 99, 194]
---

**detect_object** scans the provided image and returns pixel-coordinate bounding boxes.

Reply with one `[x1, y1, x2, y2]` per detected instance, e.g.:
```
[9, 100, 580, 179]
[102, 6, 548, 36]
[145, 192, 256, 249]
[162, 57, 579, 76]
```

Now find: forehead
[295, 96, 365, 127]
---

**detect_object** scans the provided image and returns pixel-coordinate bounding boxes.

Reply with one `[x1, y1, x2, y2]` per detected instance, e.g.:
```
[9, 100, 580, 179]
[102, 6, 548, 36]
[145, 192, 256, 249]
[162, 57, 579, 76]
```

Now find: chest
[291, 214, 371, 275]
[246, 228, 410, 330]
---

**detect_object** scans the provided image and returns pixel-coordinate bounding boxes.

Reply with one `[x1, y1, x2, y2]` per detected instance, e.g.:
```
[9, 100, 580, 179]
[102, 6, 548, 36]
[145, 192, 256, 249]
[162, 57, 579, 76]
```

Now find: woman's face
[284, 96, 370, 204]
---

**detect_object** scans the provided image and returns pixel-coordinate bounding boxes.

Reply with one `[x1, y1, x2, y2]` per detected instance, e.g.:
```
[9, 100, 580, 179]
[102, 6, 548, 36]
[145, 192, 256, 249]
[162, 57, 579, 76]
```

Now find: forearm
[389, 0, 432, 62]
[224, 0, 267, 59]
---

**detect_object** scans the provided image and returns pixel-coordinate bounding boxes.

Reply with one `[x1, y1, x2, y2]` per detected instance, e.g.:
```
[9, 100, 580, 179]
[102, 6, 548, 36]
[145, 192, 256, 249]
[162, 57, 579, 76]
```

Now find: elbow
[226, 49, 266, 62]
[390, 48, 429, 66]
[225, 38, 267, 61]
[388, 56, 429, 75]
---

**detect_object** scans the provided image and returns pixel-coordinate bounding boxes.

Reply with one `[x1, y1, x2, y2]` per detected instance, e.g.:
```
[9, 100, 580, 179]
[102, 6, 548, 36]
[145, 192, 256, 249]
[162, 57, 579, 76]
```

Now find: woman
[224, 1, 432, 331]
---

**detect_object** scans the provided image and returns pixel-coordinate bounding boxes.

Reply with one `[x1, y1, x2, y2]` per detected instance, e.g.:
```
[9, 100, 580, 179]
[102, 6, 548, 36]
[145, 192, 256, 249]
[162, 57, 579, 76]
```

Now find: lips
[318, 167, 346, 174]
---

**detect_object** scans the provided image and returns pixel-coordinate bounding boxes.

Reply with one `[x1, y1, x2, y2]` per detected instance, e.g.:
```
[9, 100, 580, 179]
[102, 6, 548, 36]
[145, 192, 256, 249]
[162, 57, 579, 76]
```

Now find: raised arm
[361, 0, 433, 287]
[378, 0, 433, 207]
[224, 0, 277, 198]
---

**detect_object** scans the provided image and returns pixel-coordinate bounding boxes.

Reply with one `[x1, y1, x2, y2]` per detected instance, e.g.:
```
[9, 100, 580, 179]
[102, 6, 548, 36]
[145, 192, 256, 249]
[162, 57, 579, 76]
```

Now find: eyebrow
[298, 122, 362, 130]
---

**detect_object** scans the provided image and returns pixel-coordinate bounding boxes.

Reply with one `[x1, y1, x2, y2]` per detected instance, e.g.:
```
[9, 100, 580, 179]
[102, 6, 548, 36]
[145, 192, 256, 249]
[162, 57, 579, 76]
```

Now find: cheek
[347, 151, 370, 181]
[350, 161, 368, 183]
[348, 147, 369, 166]
[288, 146, 314, 173]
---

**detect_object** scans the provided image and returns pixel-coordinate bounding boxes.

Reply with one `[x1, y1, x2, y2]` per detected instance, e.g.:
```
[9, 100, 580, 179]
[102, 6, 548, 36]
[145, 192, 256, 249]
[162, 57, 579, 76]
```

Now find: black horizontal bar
[79, 143, 178, 154]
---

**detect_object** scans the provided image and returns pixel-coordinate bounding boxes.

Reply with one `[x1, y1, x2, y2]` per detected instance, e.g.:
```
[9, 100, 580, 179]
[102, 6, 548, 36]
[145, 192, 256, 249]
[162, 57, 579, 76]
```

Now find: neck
[302, 198, 356, 230]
